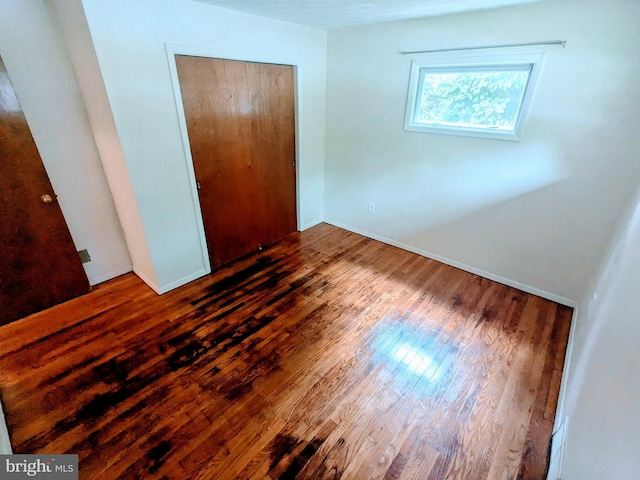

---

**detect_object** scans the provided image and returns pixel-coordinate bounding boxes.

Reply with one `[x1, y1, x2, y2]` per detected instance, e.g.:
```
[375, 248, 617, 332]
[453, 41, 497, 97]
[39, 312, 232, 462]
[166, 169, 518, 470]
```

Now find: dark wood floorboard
[0, 224, 572, 479]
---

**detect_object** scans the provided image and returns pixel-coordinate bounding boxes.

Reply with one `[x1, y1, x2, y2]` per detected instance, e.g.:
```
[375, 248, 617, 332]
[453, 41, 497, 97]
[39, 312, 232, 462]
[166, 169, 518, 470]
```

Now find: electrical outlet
[368, 202, 375, 214]
[78, 249, 91, 264]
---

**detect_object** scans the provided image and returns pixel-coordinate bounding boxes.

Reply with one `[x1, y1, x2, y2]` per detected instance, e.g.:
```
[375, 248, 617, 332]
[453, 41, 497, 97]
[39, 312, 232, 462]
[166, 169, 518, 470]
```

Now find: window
[404, 48, 547, 141]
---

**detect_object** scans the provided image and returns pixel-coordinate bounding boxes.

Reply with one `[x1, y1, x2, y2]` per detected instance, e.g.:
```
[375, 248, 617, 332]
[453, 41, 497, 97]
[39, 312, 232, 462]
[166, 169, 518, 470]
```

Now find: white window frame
[403, 46, 548, 141]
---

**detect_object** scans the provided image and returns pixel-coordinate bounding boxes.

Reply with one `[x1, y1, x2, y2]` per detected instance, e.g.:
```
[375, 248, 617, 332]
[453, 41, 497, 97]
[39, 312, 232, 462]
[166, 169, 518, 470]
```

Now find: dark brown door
[0, 54, 90, 326]
[175, 56, 297, 268]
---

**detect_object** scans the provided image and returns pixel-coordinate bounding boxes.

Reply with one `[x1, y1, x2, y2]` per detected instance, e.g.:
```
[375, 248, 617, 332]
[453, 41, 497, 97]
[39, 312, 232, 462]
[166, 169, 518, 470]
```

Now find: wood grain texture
[0, 54, 90, 326]
[0, 224, 572, 479]
[176, 55, 297, 268]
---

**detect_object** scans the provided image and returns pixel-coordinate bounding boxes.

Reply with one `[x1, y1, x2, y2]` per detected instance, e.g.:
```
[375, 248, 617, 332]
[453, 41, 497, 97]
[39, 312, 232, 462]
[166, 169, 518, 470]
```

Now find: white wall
[0, 0, 131, 285]
[0, 398, 9, 454]
[48, 0, 156, 289]
[557, 186, 640, 479]
[76, 0, 327, 293]
[324, 0, 640, 303]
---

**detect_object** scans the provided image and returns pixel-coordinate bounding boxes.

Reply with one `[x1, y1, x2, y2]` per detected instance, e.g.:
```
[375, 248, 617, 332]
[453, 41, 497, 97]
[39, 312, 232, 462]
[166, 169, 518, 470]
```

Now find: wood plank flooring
[0, 224, 572, 479]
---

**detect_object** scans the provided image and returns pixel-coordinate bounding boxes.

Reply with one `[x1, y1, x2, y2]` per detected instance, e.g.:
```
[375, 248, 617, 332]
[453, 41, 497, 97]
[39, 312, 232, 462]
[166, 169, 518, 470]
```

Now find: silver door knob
[41, 194, 53, 204]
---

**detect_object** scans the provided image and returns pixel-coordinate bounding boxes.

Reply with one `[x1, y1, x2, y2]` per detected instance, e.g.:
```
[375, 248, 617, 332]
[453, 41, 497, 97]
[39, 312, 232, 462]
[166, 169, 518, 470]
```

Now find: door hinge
[292, 160, 296, 167]
[196, 181, 202, 190]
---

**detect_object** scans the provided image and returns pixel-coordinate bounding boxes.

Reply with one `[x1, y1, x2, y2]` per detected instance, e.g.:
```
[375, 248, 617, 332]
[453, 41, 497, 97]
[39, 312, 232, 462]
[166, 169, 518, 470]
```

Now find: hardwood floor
[0, 224, 572, 479]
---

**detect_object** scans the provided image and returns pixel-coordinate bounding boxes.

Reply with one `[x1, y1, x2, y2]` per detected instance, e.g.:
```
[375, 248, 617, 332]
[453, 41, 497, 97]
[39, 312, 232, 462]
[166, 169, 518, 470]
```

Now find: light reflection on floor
[394, 343, 434, 377]
[369, 320, 459, 396]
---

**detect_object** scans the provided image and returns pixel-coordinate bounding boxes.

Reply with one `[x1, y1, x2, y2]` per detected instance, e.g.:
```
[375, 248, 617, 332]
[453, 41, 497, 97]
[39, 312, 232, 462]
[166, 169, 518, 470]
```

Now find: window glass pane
[414, 67, 531, 131]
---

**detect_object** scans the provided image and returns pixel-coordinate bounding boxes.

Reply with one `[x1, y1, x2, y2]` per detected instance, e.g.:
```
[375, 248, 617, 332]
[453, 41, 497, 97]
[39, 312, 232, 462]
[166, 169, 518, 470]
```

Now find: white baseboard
[324, 219, 576, 307]
[547, 417, 568, 480]
[132, 266, 160, 293]
[553, 306, 580, 424]
[546, 306, 580, 480]
[133, 266, 209, 295]
[155, 269, 209, 294]
[88, 265, 133, 286]
[299, 218, 324, 231]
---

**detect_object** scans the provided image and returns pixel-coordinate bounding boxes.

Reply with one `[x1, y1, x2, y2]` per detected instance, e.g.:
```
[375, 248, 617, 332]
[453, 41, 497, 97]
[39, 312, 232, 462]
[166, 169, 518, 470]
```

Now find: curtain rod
[399, 40, 566, 56]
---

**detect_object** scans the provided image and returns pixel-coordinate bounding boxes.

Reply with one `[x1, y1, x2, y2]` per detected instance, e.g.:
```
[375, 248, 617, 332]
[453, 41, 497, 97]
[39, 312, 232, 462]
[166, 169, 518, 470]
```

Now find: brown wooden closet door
[0, 54, 90, 326]
[175, 56, 297, 269]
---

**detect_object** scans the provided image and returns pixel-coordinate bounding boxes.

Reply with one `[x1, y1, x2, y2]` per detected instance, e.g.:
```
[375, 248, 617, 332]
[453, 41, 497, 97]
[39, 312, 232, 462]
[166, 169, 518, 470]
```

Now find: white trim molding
[547, 306, 580, 480]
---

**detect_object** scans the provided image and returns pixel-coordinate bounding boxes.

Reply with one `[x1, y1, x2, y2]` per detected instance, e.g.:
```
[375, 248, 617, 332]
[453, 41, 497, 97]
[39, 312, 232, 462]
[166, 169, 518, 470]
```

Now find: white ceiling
[194, 0, 554, 30]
